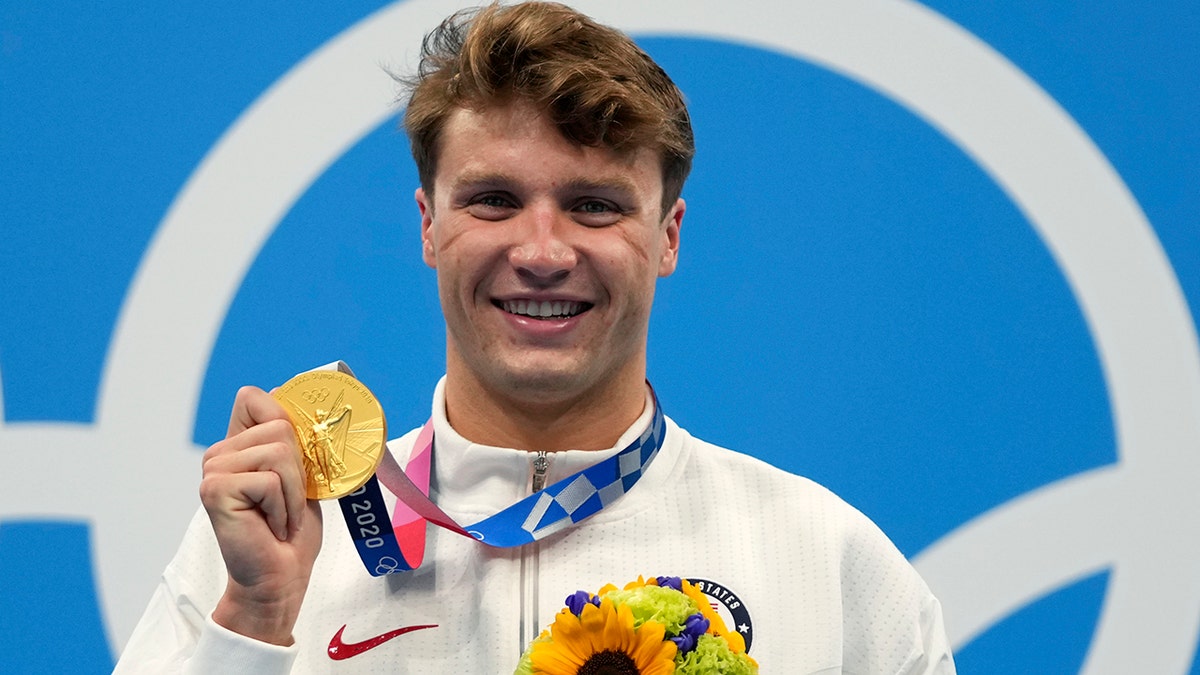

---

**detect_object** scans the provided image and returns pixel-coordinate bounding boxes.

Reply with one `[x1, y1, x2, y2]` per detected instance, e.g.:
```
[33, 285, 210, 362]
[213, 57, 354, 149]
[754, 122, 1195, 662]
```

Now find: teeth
[503, 299, 585, 319]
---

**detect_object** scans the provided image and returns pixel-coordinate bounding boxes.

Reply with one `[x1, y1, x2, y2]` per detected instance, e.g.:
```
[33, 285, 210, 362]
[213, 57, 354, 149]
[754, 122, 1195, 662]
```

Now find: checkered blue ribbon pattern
[339, 391, 666, 576]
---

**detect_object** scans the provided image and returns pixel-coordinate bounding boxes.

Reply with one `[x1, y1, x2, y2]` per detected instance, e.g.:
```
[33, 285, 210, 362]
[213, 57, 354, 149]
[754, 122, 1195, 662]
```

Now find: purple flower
[669, 612, 710, 654]
[564, 590, 599, 616]
[655, 576, 683, 591]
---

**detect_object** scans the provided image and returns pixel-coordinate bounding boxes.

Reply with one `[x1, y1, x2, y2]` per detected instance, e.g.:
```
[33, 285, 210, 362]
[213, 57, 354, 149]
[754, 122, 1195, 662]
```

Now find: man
[117, 2, 955, 672]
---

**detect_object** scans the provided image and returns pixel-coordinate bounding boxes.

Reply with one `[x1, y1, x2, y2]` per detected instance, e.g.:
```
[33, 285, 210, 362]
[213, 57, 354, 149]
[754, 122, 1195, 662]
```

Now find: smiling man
[116, 2, 954, 673]
[420, 99, 682, 451]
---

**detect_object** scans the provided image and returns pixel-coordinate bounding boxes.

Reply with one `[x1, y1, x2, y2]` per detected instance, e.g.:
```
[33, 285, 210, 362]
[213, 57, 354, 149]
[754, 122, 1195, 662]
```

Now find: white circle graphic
[1, 1, 1196, 670]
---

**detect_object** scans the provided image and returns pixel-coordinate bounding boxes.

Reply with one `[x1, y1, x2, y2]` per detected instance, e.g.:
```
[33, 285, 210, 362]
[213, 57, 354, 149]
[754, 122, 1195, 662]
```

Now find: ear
[416, 187, 437, 269]
[657, 198, 684, 277]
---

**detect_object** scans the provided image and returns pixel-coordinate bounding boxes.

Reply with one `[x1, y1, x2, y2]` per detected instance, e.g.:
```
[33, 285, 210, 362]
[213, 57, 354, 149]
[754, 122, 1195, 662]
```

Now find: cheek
[436, 234, 503, 300]
[437, 255, 474, 302]
[607, 228, 659, 270]
[595, 256, 659, 313]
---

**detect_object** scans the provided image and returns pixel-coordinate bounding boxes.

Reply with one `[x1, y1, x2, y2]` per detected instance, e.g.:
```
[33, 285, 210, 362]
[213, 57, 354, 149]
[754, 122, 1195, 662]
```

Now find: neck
[443, 370, 648, 452]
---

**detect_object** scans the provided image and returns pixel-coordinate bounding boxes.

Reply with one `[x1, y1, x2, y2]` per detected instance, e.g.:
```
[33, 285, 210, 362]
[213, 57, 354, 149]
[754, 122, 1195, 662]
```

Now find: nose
[507, 204, 577, 284]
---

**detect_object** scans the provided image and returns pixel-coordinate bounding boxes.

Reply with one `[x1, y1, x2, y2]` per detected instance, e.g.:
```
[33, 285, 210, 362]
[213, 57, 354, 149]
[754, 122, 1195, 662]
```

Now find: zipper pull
[531, 451, 550, 493]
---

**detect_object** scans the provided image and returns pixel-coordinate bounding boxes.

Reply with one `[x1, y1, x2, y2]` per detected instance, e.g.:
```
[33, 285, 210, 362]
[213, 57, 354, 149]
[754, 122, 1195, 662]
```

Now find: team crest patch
[687, 578, 754, 652]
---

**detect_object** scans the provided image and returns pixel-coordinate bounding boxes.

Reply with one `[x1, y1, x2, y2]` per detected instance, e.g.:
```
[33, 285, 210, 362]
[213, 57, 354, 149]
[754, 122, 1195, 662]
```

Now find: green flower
[603, 584, 700, 637]
[674, 634, 757, 675]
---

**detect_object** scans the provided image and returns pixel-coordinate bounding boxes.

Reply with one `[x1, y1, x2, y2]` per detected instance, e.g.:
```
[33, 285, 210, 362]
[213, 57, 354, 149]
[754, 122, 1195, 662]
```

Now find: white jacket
[116, 381, 955, 673]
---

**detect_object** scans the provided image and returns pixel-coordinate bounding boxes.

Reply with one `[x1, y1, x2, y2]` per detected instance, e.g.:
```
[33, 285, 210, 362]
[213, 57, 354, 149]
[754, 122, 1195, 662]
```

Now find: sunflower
[529, 598, 678, 675]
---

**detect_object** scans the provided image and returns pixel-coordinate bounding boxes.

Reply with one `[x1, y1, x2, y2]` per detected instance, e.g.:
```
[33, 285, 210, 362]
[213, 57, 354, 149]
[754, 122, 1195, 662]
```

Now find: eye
[572, 199, 623, 227]
[577, 200, 611, 213]
[466, 192, 517, 220]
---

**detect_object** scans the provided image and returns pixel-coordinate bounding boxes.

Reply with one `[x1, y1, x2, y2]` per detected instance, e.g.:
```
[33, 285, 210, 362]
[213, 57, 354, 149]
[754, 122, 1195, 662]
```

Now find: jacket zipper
[531, 451, 550, 492]
[519, 451, 551, 657]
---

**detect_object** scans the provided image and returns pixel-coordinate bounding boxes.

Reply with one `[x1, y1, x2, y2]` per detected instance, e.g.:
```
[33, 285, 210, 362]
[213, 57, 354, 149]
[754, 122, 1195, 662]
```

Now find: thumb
[227, 385, 292, 438]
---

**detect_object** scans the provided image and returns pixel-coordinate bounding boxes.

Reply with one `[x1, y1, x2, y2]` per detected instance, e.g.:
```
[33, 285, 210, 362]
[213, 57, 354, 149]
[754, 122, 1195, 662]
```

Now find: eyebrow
[447, 171, 512, 192]
[560, 176, 641, 198]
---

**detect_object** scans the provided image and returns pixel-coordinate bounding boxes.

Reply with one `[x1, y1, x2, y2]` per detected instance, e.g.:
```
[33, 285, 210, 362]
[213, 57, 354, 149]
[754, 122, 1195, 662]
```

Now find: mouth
[497, 299, 592, 320]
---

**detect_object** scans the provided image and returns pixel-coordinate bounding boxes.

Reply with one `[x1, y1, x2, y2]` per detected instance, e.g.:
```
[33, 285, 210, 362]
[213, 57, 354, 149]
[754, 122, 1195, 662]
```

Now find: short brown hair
[403, 1, 694, 213]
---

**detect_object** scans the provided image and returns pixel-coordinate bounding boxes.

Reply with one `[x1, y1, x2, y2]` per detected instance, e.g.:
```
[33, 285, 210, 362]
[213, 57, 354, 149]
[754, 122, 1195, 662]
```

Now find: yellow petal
[530, 638, 586, 673]
[577, 601, 610, 654]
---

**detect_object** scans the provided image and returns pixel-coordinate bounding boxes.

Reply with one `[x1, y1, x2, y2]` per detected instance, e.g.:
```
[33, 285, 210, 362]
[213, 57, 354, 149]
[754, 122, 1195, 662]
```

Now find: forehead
[433, 103, 663, 195]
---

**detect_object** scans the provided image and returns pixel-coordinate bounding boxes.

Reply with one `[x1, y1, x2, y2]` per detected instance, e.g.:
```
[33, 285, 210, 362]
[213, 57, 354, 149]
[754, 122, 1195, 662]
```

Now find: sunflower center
[577, 649, 641, 675]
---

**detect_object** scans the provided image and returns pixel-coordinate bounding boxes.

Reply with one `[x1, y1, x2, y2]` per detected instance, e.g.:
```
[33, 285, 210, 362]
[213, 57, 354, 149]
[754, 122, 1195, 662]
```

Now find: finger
[211, 437, 312, 535]
[227, 386, 292, 438]
[284, 458, 309, 537]
[203, 440, 308, 524]
[236, 471, 290, 541]
[206, 418, 297, 459]
[256, 473, 290, 541]
[200, 469, 289, 541]
[204, 439, 299, 478]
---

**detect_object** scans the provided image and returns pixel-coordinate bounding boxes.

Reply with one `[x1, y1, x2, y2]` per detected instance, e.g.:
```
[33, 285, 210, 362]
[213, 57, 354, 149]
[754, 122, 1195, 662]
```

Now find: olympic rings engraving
[301, 387, 330, 404]
[374, 556, 401, 575]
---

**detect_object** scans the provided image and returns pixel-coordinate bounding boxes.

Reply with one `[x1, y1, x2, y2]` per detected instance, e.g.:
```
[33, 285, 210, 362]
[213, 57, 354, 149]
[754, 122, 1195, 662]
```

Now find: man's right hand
[199, 385, 322, 646]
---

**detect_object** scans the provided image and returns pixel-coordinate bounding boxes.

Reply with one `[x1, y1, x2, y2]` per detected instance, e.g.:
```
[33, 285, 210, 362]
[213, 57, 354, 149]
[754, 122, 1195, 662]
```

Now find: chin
[487, 362, 601, 400]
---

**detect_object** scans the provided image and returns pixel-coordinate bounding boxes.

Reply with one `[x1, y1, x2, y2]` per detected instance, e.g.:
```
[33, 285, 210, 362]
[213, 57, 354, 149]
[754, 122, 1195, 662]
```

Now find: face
[417, 102, 684, 407]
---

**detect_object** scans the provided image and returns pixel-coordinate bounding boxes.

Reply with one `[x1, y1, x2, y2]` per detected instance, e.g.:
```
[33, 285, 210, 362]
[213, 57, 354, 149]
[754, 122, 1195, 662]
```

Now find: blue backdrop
[1, 1, 1197, 672]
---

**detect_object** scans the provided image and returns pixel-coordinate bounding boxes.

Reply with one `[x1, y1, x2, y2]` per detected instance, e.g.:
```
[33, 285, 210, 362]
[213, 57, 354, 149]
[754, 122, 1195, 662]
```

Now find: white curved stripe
[96, 1, 448, 436]
[911, 466, 1120, 646]
[915, 460, 1200, 674]
[0, 423, 200, 649]
[1076, 462, 1200, 674]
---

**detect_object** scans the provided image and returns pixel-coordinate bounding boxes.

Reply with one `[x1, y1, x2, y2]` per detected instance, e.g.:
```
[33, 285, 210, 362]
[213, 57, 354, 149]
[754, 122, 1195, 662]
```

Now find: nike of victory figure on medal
[273, 370, 387, 500]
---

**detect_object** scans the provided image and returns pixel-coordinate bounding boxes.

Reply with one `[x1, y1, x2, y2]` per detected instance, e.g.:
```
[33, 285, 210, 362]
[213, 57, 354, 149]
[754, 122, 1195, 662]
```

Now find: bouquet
[515, 576, 758, 674]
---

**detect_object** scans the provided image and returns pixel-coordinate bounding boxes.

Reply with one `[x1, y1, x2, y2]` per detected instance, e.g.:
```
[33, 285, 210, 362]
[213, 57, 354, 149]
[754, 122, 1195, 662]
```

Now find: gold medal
[272, 370, 387, 500]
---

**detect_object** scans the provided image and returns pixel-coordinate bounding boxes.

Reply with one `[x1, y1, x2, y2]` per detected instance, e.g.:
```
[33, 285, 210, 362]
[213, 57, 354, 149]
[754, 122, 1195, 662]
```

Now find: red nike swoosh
[327, 623, 438, 660]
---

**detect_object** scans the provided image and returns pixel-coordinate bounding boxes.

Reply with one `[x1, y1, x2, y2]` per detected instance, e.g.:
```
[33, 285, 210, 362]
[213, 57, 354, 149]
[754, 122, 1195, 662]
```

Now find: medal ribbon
[338, 390, 666, 576]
